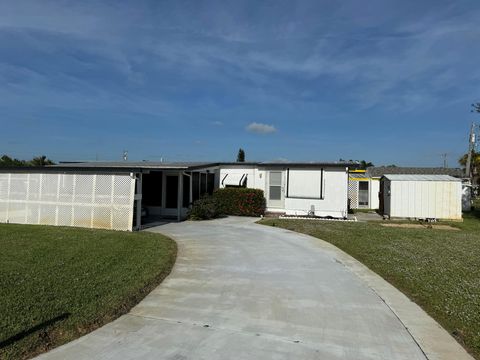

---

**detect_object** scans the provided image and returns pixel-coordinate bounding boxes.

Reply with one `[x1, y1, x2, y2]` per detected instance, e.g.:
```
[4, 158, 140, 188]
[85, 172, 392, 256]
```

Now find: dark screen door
[165, 175, 178, 208]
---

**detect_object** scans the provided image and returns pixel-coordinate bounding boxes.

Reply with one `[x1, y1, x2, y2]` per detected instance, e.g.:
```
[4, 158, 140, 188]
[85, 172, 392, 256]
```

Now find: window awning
[221, 173, 247, 187]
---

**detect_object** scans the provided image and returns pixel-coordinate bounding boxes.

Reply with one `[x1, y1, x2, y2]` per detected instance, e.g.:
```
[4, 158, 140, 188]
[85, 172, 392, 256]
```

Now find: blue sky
[0, 0, 479, 166]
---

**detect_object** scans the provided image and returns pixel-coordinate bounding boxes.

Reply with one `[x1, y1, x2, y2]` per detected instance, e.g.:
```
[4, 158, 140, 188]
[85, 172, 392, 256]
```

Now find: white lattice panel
[57, 205, 73, 226]
[26, 203, 39, 224]
[0, 174, 8, 198]
[0, 173, 135, 231]
[348, 179, 359, 209]
[28, 174, 41, 201]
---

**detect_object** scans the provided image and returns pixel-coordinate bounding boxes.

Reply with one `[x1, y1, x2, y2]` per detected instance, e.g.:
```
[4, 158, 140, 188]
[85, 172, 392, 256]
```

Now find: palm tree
[459, 151, 480, 177]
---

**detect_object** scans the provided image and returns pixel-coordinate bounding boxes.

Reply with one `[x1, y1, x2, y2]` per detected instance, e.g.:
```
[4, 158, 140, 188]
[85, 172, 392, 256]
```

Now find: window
[192, 173, 200, 202]
[182, 174, 190, 208]
[200, 173, 207, 196]
[165, 175, 178, 208]
[358, 181, 369, 206]
[142, 172, 162, 206]
[269, 171, 282, 200]
[207, 173, 215, 195]
[286, 169, 324, 199]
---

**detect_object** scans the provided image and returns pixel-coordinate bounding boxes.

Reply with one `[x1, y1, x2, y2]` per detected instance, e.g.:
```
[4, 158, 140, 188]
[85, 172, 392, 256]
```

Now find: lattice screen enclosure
[0, 173, 136, 231]
[348, 179, 359, 209]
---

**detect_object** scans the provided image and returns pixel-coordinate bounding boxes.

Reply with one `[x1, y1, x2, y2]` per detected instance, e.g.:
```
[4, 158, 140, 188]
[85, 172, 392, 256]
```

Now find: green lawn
[258, 214, 480, 359]
[0, 224, 176, 360]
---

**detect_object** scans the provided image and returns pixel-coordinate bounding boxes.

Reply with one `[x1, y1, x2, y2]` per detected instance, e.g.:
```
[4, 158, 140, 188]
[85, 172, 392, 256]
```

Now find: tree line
[0, 155, 55, 167]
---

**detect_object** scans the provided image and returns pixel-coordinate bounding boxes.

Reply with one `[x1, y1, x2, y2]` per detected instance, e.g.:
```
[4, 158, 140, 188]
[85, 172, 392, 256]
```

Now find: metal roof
[349, 173, 369, 179]
[367, 166, 464, 178]
[53, 161, 215, 170]
[260, 161, 353, 167]
[0, 162, 216, 173]
[220, 161, 355, 168]
[54, 160, 354, 169]
[0, 160, 355, 173]
[383, 174, 461, 182]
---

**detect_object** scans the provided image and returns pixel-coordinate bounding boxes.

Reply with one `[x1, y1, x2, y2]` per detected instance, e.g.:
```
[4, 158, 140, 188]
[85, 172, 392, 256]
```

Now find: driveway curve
[38, 216, 427, 360]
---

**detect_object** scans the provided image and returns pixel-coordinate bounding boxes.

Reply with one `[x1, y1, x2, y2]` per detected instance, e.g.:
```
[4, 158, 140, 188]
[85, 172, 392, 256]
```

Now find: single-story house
[219, 162, 352, 218]
[0, 161, 354, 231]
[381, 174, 462, 220]
[348, 166, 465, 211]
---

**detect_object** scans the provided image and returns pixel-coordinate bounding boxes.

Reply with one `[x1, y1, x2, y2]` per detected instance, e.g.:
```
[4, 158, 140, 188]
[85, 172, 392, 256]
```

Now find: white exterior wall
[284, 168, 348, 218]
[219, 165, 348, 218]
[369, 179, 380, 209]
[0, 172, 136, 230]
[219, 166, 265, 191]
[384, 179, 462, 220]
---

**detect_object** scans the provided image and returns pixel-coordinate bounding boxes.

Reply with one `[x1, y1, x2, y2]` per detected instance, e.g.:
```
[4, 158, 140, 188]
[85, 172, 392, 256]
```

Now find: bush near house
[189, 188, 266, 220]
[214, 188, 265, 217]
[188, 195, 220, 220]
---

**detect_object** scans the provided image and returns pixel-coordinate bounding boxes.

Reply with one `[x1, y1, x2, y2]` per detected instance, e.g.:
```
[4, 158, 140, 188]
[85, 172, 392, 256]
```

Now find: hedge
[214, 188, 266, 217]
[188, 195, 220, 220]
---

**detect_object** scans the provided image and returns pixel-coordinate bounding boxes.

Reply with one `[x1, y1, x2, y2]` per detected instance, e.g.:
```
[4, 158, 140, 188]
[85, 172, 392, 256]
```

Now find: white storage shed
[380, 174, 462, 220]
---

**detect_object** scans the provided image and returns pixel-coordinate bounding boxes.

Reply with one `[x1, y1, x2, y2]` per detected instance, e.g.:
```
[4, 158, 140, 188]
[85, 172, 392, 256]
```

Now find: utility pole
[465, 123, 476, 179]
[441, 153, 448, 168]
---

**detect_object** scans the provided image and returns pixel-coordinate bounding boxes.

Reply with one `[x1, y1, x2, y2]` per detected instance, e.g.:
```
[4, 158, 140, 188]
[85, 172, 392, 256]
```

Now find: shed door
[267, 171, 285, 209]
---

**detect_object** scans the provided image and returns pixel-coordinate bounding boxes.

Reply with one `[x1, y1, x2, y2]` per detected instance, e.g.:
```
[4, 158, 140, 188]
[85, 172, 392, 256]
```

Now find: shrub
[188, 195, 220, 220]
[214, 188, 265, 217]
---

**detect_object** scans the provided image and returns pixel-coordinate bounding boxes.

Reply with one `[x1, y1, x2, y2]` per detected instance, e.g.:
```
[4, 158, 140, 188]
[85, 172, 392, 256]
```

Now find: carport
[55, 162, 220, 229]
[138, 163, 218, 228]
[0, 162, 219, 231]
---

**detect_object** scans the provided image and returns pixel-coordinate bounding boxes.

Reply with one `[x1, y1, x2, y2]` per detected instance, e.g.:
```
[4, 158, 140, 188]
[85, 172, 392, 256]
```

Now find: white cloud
[211, 120, 223, 126]
[246, 122, 277, 134]
[2, 1, 479, 113]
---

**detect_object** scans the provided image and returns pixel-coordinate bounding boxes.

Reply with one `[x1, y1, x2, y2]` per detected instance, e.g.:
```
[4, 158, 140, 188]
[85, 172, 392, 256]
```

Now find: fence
[0, 172, 136, 231]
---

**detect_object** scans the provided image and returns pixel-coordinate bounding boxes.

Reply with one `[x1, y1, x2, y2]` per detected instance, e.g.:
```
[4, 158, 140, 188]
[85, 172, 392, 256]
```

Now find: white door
[267, 171, 285, 209]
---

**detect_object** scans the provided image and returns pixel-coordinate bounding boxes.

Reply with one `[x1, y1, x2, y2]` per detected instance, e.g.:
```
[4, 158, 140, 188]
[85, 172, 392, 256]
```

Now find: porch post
[189, 173, 193, 207]
[135, 173, 142, 230]
[177, 172, 183, 221]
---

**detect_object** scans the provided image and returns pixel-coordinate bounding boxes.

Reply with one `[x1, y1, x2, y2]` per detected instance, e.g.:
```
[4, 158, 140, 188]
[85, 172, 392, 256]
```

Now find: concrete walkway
[37, 217, 471, 360]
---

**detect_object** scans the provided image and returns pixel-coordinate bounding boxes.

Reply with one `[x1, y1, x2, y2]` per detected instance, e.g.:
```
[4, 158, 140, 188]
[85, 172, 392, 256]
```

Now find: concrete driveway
[38, 217, 465, 360]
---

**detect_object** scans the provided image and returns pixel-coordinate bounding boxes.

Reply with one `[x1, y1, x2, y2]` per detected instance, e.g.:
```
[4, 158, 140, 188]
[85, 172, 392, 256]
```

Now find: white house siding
[220, 165, 348, 218]
[284, 168, 348, 218]
[383, 176, 462, 220]
[0, 172, 136, 231]
[219, 165, 265, 191]
[369, 179, 380, 209]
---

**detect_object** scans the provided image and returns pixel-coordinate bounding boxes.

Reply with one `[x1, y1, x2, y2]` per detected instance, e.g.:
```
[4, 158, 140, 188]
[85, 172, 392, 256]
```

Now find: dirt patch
[380, 223, 460, 231]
